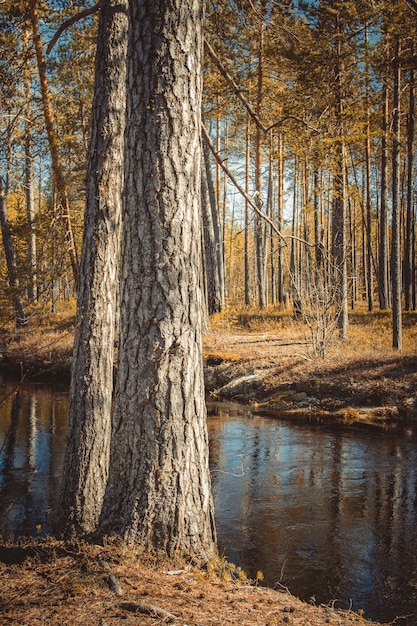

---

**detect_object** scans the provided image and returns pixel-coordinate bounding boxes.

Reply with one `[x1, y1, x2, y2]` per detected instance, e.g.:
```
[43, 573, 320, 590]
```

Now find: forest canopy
[0, 0, 416, 350]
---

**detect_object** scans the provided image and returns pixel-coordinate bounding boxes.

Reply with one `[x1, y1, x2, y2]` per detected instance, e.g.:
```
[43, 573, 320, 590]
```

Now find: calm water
[1, 375, 417, 624]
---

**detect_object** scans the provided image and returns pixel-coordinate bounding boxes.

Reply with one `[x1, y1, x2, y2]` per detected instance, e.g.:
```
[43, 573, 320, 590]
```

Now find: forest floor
[0, 537, 386, 626]
[1, 304, 417, 625]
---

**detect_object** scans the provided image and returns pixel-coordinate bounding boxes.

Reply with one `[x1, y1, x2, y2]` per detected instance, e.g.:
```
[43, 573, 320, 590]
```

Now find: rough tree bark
[98, 0, 217, 561]
[57, 0, 128, 535]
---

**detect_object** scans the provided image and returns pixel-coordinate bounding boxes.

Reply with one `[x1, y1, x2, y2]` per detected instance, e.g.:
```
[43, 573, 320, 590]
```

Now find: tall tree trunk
[57, 0, 128, 536]
[28, 0, 78, 285]
[404, 64, 415, 311]
[254, 21, 266, 308]
[332, 11, 348, 338]
[201, 145, 223, 315]
[23, 28, 37, 303]
[0, 178, 27, 327]
[277, 134, 285, 304]
[99, 0, 217, 560]
[365, 25, 373, 312]
[391, 36, 402, 350]
[268, 132, 276, 305]
[203, 141, 225, 310]
[379, 74, 390, 310]
[245, 114, 251, 306]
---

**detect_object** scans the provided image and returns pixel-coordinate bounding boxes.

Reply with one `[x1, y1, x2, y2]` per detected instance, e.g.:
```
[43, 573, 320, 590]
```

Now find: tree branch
[46, 0, 103, 55]
[204, 39, 319, 135]
[403, 0, 417, 13]
[202, 124, 318, 249]
[202, 124, 286, 243]
[204, 39, 265, 132]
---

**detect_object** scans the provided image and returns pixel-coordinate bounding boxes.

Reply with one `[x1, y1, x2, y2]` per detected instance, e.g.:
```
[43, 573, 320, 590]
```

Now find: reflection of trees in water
[0, 380, 69, 537]
[209, 412, 417, 623]
[0, 390, 22, 532]
[1, 387, 417, 622]
[372, 439, 417, 619]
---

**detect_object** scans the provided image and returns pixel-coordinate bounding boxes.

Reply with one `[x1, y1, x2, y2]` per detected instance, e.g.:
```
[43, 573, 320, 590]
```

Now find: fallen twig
[98, 558, 123, 597]
[119, 601, 178, 621]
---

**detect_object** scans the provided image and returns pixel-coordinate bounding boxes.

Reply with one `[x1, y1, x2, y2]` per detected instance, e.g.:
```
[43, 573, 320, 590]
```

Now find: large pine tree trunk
[57, 0, 128, 535]
[99, 0, 217, 561]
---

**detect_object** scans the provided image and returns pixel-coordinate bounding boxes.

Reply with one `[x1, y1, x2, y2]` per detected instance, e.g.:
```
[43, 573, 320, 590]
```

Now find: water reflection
[207, 402, 417, 624]
[0, 375, 68, 537]
[1, 379, 417, 624]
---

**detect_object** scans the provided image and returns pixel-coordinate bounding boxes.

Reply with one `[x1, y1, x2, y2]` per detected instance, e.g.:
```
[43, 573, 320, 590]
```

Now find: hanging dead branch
[204, 40, 319, 135]
[202, 124, 316, 249]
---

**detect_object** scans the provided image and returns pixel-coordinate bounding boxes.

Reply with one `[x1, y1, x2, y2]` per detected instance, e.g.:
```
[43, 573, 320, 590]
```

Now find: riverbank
[1, 306, 416, 431]
[0, 538, 386, 626]
[2, 306, 416, 625]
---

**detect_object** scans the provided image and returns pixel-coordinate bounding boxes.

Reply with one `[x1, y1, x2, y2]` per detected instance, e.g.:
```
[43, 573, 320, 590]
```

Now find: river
[1, 374, 417, 624]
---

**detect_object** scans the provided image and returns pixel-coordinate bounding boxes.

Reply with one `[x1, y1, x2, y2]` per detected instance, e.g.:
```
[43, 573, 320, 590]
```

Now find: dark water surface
[1, 374, 417, 624]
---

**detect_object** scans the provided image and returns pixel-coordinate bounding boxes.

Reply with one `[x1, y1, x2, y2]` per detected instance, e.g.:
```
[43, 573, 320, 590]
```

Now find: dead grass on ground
[204, 305, 417, 385]
[0, 538, 384, 626]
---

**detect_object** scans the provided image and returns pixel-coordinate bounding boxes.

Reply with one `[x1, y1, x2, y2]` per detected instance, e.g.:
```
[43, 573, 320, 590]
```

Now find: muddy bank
[1, 322, 416, 431]
[204, 354, 417, 432]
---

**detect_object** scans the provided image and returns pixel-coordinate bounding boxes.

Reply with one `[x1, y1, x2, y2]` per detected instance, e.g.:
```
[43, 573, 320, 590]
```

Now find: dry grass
[0, 301, 75, 377]
[203, 305, 417, 424]
[1, 302, 416, 420]
[0, 538, 384, 626]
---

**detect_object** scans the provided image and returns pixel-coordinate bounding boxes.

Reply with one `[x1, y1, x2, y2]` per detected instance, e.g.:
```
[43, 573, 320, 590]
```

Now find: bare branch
[46, 0, 103, 55]
[202, 124, 318, 249]
[204, 39, 319, 135]
[202, 124, 286, 242]
[403, 0, 417, 13]
[266, 115, 320, 134]
[204, 39, 264, 132]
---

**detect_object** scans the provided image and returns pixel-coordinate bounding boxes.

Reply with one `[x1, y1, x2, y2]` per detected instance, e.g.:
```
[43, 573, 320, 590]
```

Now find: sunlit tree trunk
[201, 144, 223, 314]
[57, 0, 128, 535]
[277, 134, 285, 304]
[254, 21, 266, 308]
[268, 132, 276, 305]
[332, 11, 348, 338]
[365, 25, 373, 312]
[245, 114, 251, 306]
[379, 72, 390, 310]
[99, 0, 217, 560]
[404, 63, 415, 311]
[28, 0, 78, 285]
[23, 28, 37, 303]
[391, 36, 402, 350]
